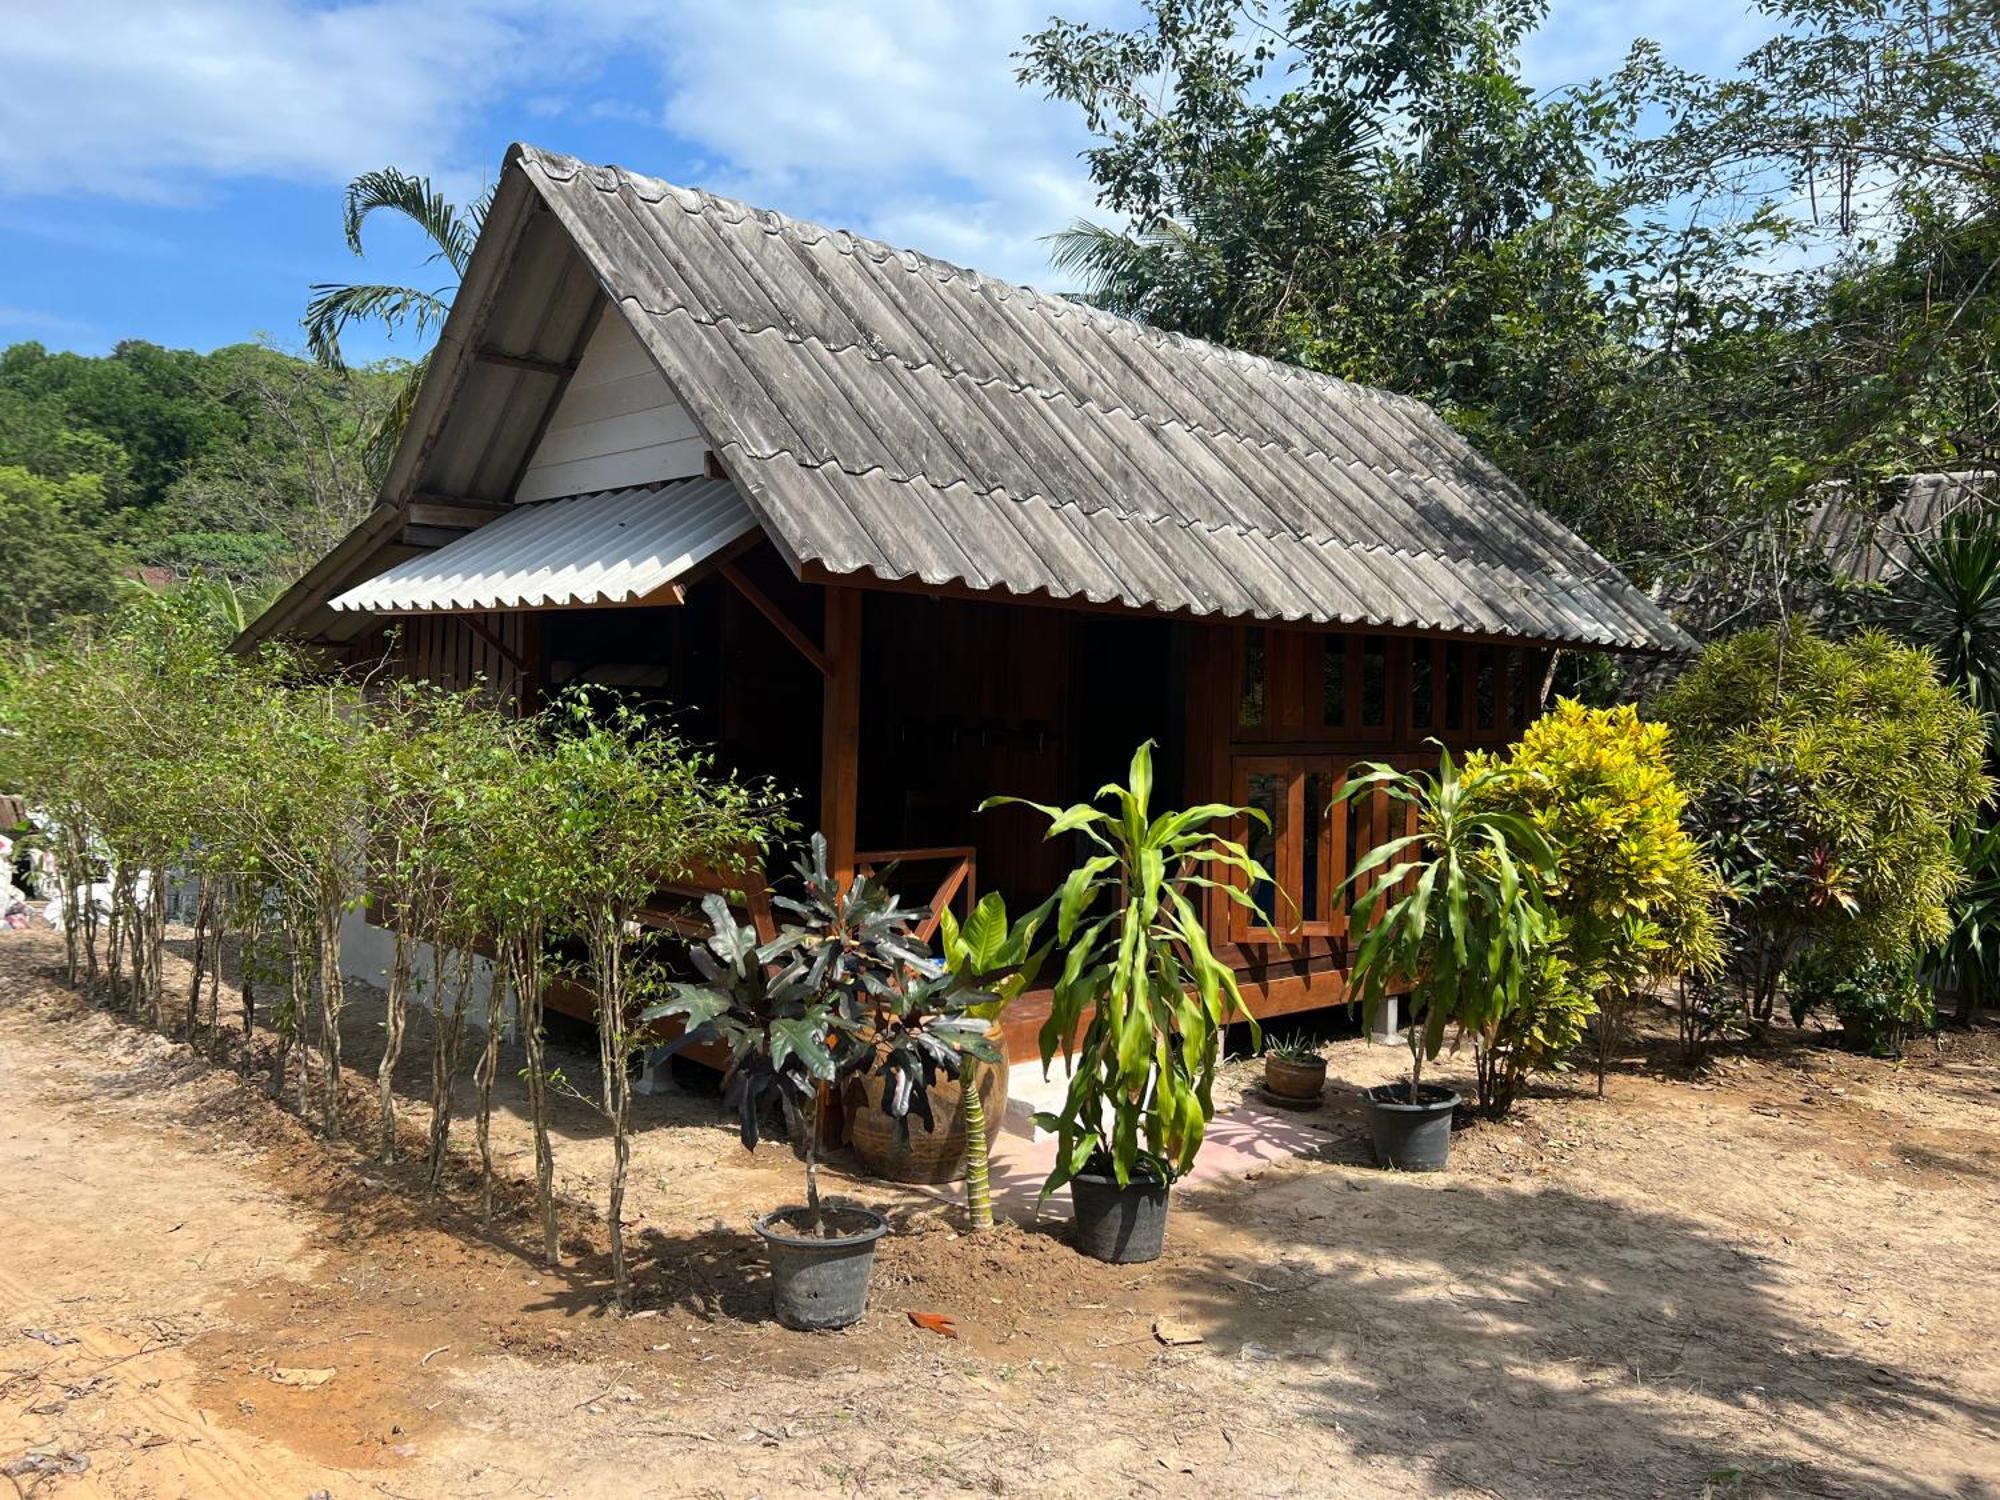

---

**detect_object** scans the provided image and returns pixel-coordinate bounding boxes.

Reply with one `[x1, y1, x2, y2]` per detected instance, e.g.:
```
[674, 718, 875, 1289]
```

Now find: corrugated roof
[513, 145, 1689, 652]
[329, 478, 754, 614]
[1806, 471, 1996, 584]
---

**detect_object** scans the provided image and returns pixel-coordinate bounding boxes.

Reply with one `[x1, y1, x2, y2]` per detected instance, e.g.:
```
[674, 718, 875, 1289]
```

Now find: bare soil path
[2, 924, 1998, 1499]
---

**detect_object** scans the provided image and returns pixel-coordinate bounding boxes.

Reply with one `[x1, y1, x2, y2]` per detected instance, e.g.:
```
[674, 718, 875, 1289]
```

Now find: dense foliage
[1477, 702, 1725, 1091]
[0, 339, 395, 630]
[1657, 624, 1990, 1027]
[649, 840, 1004, 1232]
[1020, 0, 2000, 623]
[0, 605, 783, 1307]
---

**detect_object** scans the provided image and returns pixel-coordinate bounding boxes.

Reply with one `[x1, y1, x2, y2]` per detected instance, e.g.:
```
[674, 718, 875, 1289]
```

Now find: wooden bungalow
[240, 145, 1690, 1061]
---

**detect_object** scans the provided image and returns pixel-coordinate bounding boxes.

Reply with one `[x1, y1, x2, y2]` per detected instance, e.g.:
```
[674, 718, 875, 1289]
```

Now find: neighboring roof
[1805, 471, 1996, 584]
[329, 478, 754, 614]
[240, 143, 1689, 654]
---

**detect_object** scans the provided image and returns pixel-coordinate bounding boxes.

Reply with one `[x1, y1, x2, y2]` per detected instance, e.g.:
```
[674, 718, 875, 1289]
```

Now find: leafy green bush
[1477, 700, 1725, 1092]
[1472, 947, 1594, 1119]
[1786, 950, 1934, 1058]
[1656, 623, 1990, 1022]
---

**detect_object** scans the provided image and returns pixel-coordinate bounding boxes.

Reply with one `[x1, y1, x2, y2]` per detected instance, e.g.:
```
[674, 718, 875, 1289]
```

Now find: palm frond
[303, 282, 451, 371]
[1045, 217, 1194, 316]
[342, 167, 481, 276]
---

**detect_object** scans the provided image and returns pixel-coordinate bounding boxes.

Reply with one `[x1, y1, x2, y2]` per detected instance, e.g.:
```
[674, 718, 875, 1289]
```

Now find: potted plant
[1261, 1032, 1326, 1104]
[1337, 746, 1554, 1171]
[646, 835, 997, 1329]
[987, 742, 1269, 1263]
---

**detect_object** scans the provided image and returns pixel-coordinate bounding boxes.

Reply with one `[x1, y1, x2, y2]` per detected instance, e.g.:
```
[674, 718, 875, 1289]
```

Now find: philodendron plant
[644, 835, 998, 1227]
[987, 742, 1268, 1200]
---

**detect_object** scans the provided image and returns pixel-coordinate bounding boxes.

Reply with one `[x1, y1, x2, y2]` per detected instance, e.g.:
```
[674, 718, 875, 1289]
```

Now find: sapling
[543, 695, 780, 1307]
[935, 892, 1051, 1232]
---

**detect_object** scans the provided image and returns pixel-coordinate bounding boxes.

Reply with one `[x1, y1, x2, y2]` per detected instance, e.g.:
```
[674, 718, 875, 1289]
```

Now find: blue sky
[0, 1, 1777, 363]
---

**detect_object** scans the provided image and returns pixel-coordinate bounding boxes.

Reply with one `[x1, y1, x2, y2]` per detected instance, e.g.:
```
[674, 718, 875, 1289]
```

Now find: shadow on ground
[1173, 1153, 2000, 1500]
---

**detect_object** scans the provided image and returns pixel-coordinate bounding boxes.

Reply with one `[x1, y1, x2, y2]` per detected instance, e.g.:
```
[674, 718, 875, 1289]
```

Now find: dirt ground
[2, 925, 1998, 1499]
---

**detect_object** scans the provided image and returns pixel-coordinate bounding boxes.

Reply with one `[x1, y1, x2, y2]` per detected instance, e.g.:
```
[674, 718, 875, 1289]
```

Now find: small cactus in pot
[1262, 1033, 1327, 1103]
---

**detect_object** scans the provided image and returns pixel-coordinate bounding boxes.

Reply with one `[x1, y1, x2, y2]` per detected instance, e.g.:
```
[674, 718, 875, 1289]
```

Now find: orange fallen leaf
[905, 1310, 958, 1339]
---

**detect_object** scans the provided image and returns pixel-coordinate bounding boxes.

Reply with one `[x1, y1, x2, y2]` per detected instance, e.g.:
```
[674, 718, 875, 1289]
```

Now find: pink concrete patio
[906, 1094, 1348, 1224]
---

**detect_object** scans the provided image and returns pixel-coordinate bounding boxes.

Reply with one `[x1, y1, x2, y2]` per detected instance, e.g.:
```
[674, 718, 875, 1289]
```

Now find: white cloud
[0, 0, 554, 200]
[6, 0, 1797, 295]
[594, 0, 1118, 289]
[0, 0, 1111, 285]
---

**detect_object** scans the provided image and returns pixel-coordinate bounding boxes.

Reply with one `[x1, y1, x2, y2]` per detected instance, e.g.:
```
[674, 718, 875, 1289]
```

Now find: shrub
[1786, 949, 1934, 1058]
[1477, 700, 1725, 1093]
[1471, 946, 1593, 1119]
[988, 741, 1266, 1196]
[1656, 623, 1990, 1023]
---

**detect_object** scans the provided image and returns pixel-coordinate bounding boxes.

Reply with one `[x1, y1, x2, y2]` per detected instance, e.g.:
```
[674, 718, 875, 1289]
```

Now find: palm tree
[303, 168, 490, 473]
[1884, 503, 2000, 717]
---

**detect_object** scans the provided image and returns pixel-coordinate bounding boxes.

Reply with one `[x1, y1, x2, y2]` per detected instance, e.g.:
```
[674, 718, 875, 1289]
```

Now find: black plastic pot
[1361, 1083, 1460, 1171]
[755, 1205, 889, 1330]
[1070, 1168, 1171, 1263]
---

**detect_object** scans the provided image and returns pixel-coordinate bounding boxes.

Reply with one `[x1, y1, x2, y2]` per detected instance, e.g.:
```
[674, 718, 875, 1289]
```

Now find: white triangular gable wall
[515, 313, 708, 503]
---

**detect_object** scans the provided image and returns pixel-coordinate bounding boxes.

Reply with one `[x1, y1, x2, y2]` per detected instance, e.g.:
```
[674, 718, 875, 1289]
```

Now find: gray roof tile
[512, 144, 1688, 651]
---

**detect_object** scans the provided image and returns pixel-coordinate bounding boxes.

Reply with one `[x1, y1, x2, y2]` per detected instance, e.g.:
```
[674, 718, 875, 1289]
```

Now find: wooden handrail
[855, 845, 977, 943]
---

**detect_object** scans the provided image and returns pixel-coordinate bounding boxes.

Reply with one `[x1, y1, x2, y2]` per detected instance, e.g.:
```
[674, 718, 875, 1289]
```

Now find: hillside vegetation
[0, 339, 397, 636]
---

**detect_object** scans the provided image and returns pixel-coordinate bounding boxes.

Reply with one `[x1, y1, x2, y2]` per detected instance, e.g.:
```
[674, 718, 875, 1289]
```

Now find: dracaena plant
[1338, 746, 1557, 1106]
[645, 835, 1000, 1225]
[985, 741, 1267, 1198]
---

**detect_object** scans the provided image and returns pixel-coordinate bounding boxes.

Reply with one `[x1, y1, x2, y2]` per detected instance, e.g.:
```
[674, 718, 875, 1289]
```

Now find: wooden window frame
[1229, 755, 1348, 945]
[1232, 626, 1403, 745]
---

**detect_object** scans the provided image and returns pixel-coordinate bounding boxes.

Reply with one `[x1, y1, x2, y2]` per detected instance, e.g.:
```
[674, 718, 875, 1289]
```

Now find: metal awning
[328, 478, 757, 614]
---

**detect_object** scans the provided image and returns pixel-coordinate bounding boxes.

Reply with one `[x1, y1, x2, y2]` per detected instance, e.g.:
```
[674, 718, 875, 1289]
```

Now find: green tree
[1657, 623, 1991, 1022]
[1020, 0, 2000, 624]
[0, 466, 125, 635]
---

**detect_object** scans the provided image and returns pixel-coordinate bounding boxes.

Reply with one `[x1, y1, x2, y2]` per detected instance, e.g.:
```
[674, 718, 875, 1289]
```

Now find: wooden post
[820, 587, 862, 887]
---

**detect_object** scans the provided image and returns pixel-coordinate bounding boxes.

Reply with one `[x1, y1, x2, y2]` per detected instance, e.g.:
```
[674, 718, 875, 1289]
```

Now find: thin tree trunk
[595, 915, 633, 1308]
[58, 840, 82, 987]
[514, 933, 560, 1266]
[206, 885, 227, 1063]
[318, 901, 345, 1140]
[426, 951, 468, 1195]
[145, 871, 168, 1029]
[376, 929, 413, 1162]
[240, 900, 260, 1072]
[186, 883, 213, 1044]
[474, 961, 508, 1227]
[105, 875, 127, 1012]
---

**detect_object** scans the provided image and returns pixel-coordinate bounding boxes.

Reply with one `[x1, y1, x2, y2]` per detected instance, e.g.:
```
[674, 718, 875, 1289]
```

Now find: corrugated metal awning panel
[328, 478, 756, 614]
[511, 147, 1692, 652]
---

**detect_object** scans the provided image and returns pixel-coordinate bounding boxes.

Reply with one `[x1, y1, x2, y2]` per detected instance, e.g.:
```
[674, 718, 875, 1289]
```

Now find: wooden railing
[854, 845, 977, 943]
